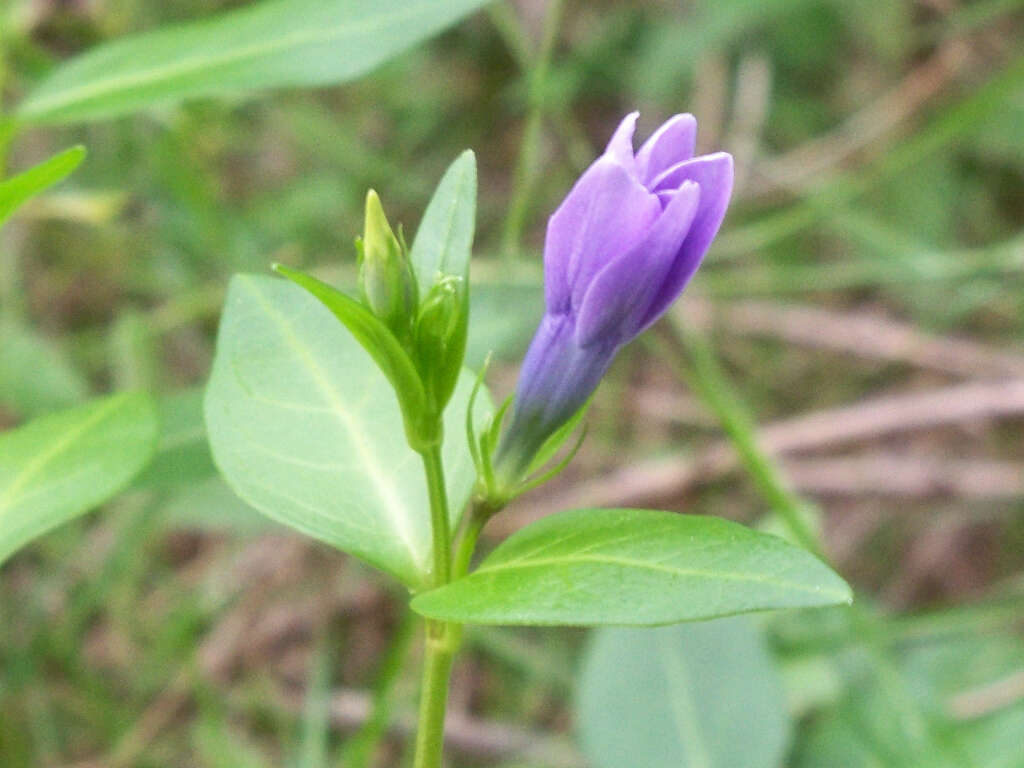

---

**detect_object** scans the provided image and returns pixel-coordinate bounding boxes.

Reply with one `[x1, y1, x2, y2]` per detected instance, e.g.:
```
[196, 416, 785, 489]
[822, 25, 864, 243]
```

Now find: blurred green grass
[1, 0, 1023, 766]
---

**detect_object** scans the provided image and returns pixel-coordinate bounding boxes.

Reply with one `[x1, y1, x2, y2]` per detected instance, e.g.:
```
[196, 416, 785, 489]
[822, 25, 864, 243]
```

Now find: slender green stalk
[420, 442, 452, 587]
[0, 3, 12, 178]
[0, 19, 14, 318]
[667, 315, 961, 765]
[500, 0, 566, 260]
[412, 621, 458, 768]
[488, 2, 594, 173]
[486, 2, 534, 67]
[452, 508, 486, 580]
[411, 434, 464, 768]
[411, 441, 505, 767]
[668, 317, 821, 554]
[452, 498, 505, 580]
[298, 633, 332, 768]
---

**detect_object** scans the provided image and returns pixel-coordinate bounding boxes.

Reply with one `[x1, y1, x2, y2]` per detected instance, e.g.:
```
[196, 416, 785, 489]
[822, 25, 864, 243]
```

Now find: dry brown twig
[682, 299, 1024, 380]
[496, 378, 1024, 536]
[948, 670, 1024, 721]
[746, 38, 972, 196]
[783, 454, 1024, 499]
[66, 534, 581, 768]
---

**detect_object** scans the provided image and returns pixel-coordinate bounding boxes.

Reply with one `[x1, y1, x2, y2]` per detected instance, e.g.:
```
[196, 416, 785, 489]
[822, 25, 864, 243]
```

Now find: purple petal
[496, 313, 617, 479]
[635, 114, 697, 185]
[603, 111, 640, 175]
[655, 189, 677, 209]
[543, 156, 662, 314]
[576, 182, 700, 348]
[638, 152, 734, 331]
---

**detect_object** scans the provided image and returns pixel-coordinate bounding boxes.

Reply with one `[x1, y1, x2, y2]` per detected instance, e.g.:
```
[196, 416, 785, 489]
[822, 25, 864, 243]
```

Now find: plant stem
[668, 317, 822, 554]
[412, 620, 458, 768]
[452, 501, 492, 580]
[420, 442, 452, 587]
[412, 438, 462, 768]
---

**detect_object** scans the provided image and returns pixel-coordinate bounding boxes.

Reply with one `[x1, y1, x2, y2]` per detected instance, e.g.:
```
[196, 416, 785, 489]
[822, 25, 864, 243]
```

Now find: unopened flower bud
[359, 190, 417, 336]
[414, 275, 467, 410]
[494, 112, 733, 483]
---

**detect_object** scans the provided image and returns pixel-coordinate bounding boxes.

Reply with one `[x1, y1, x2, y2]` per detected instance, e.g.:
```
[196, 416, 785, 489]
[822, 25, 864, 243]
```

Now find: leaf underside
[204, 274, 491, 588]
[578, 617, 791, 768]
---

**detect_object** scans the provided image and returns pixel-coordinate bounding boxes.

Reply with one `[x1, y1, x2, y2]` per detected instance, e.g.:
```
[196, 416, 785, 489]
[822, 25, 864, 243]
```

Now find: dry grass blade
[783, 454, 1024, 499]
[747, 39, 972, 195]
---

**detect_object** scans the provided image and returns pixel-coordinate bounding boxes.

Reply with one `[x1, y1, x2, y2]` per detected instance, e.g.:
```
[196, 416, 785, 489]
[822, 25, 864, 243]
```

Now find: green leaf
[906, 636, 1024, 768]
[0, 391, 159, 565]
[0, 318, 89, 417]
[793, 633, 1024, 768]
[0, 146, 86, 226]
[133, 388, 216, 489]
[160, 477, 279, 535]
[408, 151, 476, 409]
[578, 617, 791, 768]
[409, 150, 477, 296]
[411, 508, 851, 625]
[132, 391, 278, 533]
[204, 274, 491, 588]
[272, 264, 432, 447]
[17, 0, 490, 125]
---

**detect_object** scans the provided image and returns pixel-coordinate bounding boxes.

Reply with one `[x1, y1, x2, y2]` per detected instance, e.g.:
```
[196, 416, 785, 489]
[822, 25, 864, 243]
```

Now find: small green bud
[414, 275, 467, 410]
[359, 190, 417, 337]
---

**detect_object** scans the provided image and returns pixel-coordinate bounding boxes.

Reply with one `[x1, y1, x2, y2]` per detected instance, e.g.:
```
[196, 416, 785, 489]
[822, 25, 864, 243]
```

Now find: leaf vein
[477, 553, 844, 598]
[239, 278, 422, 568]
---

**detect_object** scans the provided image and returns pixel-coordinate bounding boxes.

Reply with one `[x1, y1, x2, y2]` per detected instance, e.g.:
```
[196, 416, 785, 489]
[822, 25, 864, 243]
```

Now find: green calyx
[356, 188, 469, 415]
[465, 357, 588, 514]
[415, 275, 467, 412]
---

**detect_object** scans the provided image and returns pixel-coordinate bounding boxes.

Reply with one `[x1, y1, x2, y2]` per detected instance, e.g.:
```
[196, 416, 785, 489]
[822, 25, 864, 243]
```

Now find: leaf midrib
[0, 395, 125, 515]
[239, 278, 423, 571]
[475, 552, 846, 599]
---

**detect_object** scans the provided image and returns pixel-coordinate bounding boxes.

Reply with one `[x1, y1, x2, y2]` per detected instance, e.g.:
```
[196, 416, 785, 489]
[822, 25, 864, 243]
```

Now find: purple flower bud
[496, 112, 733, 480]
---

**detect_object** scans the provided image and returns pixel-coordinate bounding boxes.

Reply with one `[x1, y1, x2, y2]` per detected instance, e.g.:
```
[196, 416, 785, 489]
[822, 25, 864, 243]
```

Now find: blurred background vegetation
[1, 0, 1022, 766]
